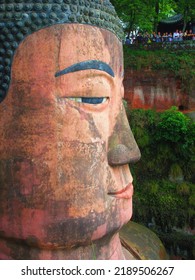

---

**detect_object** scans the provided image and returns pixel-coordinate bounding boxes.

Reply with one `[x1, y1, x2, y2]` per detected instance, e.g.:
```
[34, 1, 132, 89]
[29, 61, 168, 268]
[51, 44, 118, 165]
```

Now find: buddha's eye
[68, 97, 108, 104]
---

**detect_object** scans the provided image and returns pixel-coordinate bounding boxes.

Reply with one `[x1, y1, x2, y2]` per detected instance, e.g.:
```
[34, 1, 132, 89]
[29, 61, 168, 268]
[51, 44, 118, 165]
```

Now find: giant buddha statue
[0, 0, 141, 259]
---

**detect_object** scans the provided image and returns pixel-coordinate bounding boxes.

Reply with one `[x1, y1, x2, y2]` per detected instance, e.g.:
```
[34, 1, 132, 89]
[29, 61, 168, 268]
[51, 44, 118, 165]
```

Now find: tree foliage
[127, 107, 195, 181]
[173, 0, 195, 31]
[111, 0, 195, 34]
[126, 107, 195, 257]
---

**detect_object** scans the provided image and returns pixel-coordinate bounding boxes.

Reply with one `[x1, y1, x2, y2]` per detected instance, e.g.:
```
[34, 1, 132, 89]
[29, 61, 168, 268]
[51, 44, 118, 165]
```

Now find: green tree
[111, 0, 194, 34]
[173, 0, 195, 31]
[111, 0, 151, 36]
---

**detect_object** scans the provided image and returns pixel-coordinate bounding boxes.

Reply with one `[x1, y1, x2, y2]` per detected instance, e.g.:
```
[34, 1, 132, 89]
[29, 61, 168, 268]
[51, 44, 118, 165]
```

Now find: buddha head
[0, 0, 140, 259]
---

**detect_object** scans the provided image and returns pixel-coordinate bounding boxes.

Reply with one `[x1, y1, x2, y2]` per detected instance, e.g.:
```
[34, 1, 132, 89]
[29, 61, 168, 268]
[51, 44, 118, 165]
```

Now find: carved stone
[0, 1, 140, 260]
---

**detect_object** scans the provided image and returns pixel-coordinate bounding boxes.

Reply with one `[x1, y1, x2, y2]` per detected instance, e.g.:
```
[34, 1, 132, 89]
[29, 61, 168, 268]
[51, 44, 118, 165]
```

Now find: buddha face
[0, 24, 140, 250]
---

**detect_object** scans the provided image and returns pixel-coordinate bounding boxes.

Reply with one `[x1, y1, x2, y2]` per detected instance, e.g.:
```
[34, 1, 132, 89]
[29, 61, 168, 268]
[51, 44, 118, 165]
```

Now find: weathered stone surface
[0, 23, 140, 260]
[120, 221, 168, 260]
[0, 0, 142, 260]
[124, 69, 194, 111]
[0, 0, 124, 103]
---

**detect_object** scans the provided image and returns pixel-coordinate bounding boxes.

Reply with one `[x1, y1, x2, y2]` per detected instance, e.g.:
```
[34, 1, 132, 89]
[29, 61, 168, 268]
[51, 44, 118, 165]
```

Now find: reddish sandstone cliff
[124, 70, 195, 111]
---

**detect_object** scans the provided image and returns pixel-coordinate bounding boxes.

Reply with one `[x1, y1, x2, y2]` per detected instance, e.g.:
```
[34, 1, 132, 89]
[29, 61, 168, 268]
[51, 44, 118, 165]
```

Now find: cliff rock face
[124, 70, 195, 111]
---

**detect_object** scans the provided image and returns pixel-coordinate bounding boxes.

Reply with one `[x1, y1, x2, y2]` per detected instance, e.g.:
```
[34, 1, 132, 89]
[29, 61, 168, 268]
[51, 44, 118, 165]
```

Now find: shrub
[176, 183, 191, 196]
[169, 163, 184, 183]
[127, 107, 195, 233]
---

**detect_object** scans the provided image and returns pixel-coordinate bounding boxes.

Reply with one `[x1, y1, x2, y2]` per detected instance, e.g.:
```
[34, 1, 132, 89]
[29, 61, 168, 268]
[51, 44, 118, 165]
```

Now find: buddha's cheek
[91, 197, 132, 241]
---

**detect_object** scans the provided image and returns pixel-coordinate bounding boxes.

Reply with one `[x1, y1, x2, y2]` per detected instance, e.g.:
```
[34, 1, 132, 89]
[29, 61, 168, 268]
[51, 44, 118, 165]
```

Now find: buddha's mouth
[107, 183, 133, 199]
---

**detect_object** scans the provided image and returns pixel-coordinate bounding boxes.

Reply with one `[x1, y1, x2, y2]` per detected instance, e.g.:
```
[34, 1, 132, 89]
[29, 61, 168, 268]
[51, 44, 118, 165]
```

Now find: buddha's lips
[108, 183, 133, 199]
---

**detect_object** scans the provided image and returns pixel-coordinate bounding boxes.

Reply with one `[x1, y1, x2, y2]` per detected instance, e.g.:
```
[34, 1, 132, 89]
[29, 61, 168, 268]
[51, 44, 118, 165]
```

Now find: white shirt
[173, 31, 179, 38]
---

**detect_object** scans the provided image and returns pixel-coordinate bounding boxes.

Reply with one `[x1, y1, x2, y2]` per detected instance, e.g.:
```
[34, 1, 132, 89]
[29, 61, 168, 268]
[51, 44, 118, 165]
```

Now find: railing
[125, 40, 195, 51]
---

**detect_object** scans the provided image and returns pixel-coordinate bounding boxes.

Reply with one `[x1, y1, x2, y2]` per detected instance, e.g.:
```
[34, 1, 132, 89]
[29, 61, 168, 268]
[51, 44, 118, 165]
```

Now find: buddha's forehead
[20, 24, 121, 57]
[58, 24, 112, 63]
[0, 0, 124, 103]
[11, 24, 124, 80]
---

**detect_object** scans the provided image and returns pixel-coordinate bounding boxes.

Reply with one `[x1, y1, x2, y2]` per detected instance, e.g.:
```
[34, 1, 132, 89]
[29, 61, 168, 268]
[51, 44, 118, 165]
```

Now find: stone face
[0, 24, 140, 259]
[0, 0, 124, 103]
[124, 70, 193, 111]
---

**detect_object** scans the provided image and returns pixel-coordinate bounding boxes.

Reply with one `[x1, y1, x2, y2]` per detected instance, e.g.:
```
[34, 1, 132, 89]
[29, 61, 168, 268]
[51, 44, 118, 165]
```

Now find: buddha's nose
[107, 105, 141, 166]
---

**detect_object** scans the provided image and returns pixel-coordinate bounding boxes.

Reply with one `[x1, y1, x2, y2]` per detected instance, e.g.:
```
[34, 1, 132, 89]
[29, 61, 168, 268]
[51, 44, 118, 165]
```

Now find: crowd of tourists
[125, 29, 195, 45]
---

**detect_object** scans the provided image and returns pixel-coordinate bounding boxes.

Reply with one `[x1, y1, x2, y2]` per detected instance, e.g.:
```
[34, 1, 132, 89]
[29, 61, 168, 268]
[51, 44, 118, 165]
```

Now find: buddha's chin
[0, 194, 132, 252]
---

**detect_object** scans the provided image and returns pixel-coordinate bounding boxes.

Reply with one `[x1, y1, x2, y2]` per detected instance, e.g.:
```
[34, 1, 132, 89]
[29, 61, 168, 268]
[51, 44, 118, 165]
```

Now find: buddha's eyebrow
[55, 60, 115, 78]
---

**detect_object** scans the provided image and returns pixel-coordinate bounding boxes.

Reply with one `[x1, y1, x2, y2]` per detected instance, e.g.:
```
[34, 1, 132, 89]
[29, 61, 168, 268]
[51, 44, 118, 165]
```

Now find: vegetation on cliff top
[123, 46, 195, 94]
